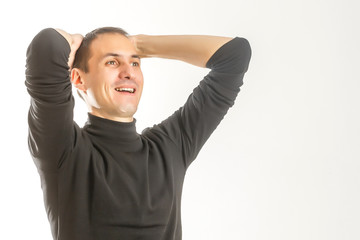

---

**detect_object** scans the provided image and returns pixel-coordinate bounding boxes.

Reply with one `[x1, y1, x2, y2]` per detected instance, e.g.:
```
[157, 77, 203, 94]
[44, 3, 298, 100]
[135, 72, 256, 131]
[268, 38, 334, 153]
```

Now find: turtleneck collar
[84, 113, 142, 151]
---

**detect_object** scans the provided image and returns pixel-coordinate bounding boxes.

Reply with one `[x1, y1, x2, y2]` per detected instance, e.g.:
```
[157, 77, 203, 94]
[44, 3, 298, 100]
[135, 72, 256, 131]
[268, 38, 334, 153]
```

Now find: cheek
[86, 88, 101, 108]
[88, 71, 113, 93]
[86, 78, 109, 103]
[136, 72, 144, 88]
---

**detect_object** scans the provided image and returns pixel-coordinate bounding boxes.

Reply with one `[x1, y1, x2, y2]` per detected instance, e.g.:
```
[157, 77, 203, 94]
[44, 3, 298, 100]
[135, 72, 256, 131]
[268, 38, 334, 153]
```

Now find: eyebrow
[102, 53, 140, 60]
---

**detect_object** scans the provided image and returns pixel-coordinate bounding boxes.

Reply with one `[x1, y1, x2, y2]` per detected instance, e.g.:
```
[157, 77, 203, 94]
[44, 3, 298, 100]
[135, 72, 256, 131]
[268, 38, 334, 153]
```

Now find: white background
[0, 0, 359, 239]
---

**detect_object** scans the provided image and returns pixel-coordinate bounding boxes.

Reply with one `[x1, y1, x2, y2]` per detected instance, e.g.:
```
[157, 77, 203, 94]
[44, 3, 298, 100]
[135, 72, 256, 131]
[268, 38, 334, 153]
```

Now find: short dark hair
[72, 27, 129, 72]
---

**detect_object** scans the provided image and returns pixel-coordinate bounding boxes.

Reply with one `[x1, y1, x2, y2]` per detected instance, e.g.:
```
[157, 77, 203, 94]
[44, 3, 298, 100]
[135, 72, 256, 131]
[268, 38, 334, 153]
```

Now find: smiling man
[25, 27, 251, 240]
[70, 29, 144, 122]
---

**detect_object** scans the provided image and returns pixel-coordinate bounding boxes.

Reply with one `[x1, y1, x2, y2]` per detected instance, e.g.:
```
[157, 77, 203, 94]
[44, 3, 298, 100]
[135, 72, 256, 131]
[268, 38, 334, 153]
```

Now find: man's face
[82, 33, 144, 122]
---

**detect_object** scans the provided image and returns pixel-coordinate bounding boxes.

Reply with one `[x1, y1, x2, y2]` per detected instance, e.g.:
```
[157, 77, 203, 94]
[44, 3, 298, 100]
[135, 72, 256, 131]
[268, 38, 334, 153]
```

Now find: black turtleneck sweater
[25, 28, 251, 240]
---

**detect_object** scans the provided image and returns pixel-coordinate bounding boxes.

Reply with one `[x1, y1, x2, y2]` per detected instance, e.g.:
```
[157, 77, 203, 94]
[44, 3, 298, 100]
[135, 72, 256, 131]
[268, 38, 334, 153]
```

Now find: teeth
[115, 87, 135, 93]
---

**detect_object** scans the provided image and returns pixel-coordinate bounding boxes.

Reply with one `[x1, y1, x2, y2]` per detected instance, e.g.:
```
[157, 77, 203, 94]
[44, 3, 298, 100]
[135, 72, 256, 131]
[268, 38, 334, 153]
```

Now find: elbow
[235, 37, 252, 74]
[27, 28, 56, 57]
[25, 28, 71, 83]
[26, 28, 70, 66]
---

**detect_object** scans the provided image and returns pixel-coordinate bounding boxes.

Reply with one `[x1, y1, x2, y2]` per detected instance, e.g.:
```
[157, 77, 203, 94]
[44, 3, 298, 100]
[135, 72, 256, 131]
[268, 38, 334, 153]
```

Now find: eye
[131, 62, 140, 67]
[106, 60, 117, 66]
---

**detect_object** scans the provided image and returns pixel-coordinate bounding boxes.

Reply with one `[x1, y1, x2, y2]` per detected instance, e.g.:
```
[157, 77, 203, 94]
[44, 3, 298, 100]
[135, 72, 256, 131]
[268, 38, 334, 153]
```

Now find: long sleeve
[146, 37, 252, 169]
[25, 28, 75, 171]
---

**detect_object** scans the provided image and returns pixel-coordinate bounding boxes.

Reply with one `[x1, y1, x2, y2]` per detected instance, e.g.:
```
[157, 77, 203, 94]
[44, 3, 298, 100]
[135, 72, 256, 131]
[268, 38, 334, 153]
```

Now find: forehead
[89, 33, 136, 58]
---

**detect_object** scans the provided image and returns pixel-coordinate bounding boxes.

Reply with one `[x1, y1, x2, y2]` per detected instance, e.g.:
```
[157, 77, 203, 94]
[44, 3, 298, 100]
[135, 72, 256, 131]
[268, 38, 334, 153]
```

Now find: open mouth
[115, 87, 135, 93]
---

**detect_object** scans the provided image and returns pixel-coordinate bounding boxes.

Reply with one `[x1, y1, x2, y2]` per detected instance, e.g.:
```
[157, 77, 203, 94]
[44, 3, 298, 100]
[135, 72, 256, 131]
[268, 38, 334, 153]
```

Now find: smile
[115, 87, 135, 93]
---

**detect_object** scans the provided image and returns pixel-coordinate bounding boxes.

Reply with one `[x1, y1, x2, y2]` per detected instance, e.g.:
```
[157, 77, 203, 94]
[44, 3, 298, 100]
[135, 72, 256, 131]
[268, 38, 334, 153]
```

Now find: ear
[71, 68, 87, 93]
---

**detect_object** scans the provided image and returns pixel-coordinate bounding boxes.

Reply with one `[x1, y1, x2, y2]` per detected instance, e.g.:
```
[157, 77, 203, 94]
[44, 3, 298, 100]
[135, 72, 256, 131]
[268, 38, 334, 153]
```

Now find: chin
[117, 105, 137, 117]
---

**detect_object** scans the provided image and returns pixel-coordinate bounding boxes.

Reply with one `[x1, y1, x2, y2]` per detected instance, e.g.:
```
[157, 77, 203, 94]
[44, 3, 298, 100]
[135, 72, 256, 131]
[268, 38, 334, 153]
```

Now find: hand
[55, 29, 83, 68]
[128, 34, 149, 58]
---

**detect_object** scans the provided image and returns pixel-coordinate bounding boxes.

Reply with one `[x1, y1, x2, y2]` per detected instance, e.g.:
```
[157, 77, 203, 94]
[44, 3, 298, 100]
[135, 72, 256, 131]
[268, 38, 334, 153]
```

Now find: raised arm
[139, 34, 252, 168]
[130, 35, 233, 68]
[25, 28, 82, 171]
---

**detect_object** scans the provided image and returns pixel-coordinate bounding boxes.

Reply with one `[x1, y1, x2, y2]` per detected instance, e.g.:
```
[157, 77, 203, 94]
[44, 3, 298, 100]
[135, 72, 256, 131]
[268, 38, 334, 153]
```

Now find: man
[25, 27, 251, 240]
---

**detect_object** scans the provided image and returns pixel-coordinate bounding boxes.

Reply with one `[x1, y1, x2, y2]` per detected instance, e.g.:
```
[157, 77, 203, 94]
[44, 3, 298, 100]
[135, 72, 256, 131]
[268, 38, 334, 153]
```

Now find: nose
[118, 63, 134, 80]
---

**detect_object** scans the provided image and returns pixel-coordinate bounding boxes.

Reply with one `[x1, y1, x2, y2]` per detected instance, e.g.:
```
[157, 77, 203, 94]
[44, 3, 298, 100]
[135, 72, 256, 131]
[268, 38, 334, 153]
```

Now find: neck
[90, 110, 134, 123]
[85, 113, 141, 151]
